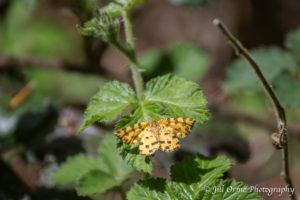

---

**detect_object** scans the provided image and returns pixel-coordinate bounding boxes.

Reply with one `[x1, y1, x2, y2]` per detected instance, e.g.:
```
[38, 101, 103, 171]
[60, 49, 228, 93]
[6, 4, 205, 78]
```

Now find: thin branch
[9, 81, 35, 110]
[213, 19, 296, 200]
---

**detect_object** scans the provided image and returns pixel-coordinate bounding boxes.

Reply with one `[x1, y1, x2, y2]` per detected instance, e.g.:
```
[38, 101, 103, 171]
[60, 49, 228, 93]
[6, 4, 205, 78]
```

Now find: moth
[115, 118, 196, 155]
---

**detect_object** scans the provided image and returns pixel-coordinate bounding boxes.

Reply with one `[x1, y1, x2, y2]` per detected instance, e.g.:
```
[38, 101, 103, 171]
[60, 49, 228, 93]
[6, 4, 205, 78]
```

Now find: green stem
[121, 10, 144, 100]
[122, 10, 134, 50]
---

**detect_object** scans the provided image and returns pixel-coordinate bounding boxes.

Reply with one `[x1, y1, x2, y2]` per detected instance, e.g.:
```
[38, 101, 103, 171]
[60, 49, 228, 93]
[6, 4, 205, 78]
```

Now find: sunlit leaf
[79, 81, 137, 132]
[144, 74, 209, 123]
[170, 154, 233, 199]
[127, 178, 175, 200]
[127, 154, 260, 200]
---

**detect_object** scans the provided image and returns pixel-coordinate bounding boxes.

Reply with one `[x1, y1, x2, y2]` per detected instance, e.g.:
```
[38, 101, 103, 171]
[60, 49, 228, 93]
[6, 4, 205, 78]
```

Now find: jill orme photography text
[205, 184, 295, 197]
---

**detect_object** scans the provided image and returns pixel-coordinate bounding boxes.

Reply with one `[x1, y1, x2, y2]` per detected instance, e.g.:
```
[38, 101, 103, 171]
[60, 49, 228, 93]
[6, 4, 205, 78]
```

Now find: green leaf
[286, 27, 300, 63]
[127, 154, 260, 200]
[98, 134, 134, 180]
[199, 179, 262, 200]
[53, 155, 103, 183]
[117, 141, 153, 173]
[170, 154, 233, 199]
[77, 169, 121, 196]
[143, 74, 209, 123]
[128, 178, 262, 200]
[79, 81, 137, 132]
[273, 71, 300, 108]
[127, 178, 176, 200]
[224, 47, 298, 91]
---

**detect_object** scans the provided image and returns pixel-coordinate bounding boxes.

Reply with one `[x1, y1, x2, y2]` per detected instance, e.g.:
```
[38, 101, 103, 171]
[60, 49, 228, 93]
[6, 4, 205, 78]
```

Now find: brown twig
[213, 19, 296, 200]
[9, 81, 35, 110]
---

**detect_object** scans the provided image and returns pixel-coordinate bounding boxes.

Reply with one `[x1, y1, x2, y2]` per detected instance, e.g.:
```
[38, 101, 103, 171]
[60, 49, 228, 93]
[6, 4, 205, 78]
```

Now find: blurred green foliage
[273, 71, 300, 109]
[0, 0, 105, 114]
[0, 68, 104, 115]
[0, 0, 83, 62]
[139, 42, 210, 81]
[224, 46, 300, 109]
[224, 47, 298, 91]
[286, 27, 300, 63]
[24, 68, 104, 106]
[0, 1, 105, 184]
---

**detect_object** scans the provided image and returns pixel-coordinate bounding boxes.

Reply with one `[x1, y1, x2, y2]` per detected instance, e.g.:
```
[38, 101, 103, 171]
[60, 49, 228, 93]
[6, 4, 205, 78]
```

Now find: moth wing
[139, 129, 159, 155]
[115, 121, 150, 144]
[158, 117, 195, 138]
[159, 125, 180, 152]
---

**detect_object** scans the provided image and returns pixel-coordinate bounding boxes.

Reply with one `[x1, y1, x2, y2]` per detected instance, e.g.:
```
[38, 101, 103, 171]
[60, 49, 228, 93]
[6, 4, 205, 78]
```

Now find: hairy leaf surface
[127, 154, 261, 200]
[170, 154, 233, 199]
[79, 81, 137, 132]
[144, 74, 209, 123]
